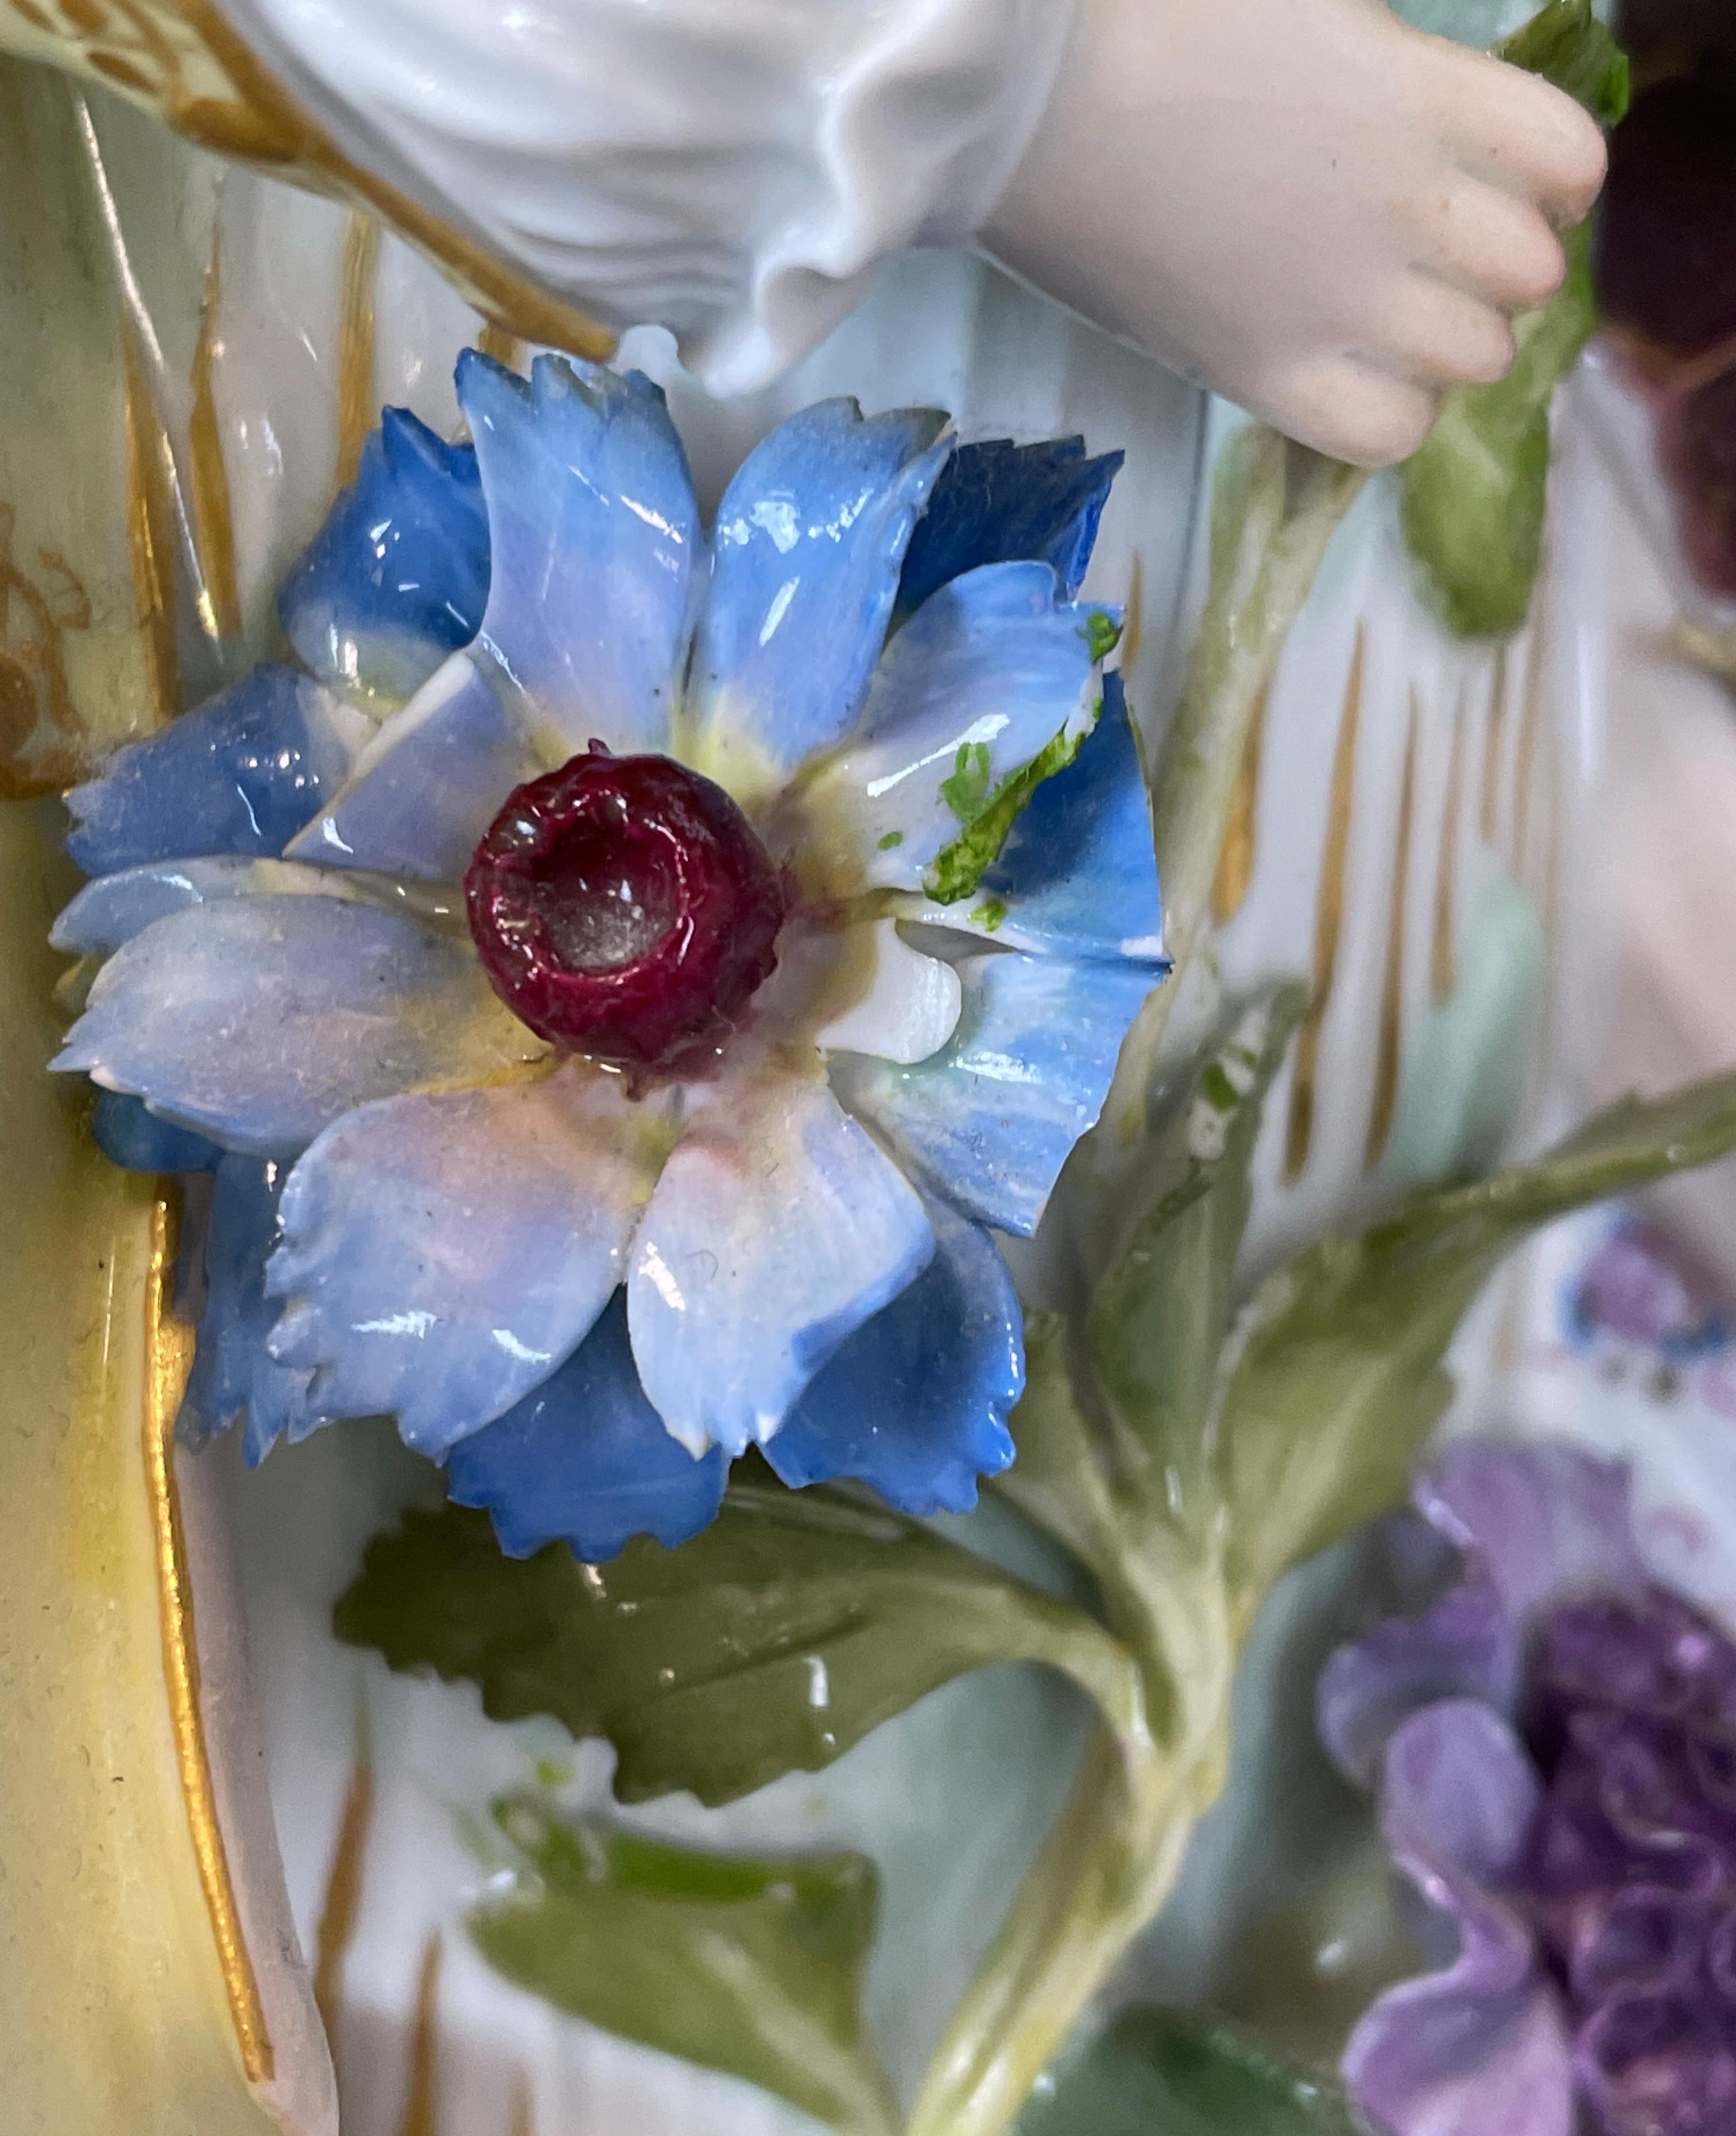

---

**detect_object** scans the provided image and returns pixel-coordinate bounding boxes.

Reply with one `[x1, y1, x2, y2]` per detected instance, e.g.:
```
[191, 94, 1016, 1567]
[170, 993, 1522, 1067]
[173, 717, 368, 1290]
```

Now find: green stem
[909, 429, 1367, 2136]
[1110, 434, 1368, 1143]
[906, 1545, 1235, 2136]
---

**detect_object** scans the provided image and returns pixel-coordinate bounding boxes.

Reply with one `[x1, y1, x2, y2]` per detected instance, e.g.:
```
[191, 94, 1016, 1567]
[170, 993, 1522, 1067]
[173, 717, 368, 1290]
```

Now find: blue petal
[285, 652, 540, 882]
[265, 1068, 666, 1457]
[626, 1070, 935, 1460]
[53, 854, 377, 958]
[243, 1358, 309, 1468]
[66, 665, 371, 874]
[967, 671, 1167, 962]
[764, 1195, 1021, 1515]
[896, 436, 1122, 618]
[804, 563, 1106, 897]
[832, 949, 1156, 1237]
[278, 407, 490, 710]
[446, 1292, 728, 1562]
[457, 350, 699, 755]
[55, 893, 544, 1156]
[177, 1154, 308, 1458]
[91, 1089, 220, 1173]
[692, 400, 952, 792]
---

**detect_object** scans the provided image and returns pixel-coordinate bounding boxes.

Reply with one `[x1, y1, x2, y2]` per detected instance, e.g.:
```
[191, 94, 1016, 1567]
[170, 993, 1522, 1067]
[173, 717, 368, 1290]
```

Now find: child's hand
[982, 0, 1607, 465]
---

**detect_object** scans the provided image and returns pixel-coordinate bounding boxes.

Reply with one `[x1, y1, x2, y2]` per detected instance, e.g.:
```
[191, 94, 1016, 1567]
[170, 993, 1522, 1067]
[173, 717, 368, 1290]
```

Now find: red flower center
[464, 745, 786, 1078]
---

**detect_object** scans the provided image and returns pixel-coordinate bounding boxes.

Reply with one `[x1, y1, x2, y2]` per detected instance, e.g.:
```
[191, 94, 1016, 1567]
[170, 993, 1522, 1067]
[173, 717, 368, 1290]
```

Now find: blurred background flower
[1321, 1440, 1736, 2136]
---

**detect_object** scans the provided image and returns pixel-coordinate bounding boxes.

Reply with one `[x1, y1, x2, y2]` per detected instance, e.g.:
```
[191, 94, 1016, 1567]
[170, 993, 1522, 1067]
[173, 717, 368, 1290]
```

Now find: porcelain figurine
[0, 6, 1667, 2136]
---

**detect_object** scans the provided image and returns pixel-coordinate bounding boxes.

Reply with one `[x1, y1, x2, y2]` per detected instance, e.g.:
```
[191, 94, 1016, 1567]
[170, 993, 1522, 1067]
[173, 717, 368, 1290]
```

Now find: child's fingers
[1272, 355, 1441, 467]
[1409, 185, 1568, 315]
[1371, 276, 1518, 388]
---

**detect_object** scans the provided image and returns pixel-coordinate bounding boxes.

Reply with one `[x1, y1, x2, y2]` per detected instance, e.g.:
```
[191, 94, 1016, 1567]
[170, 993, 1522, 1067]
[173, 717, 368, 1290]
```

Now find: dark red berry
[464, 746, 786, 1077]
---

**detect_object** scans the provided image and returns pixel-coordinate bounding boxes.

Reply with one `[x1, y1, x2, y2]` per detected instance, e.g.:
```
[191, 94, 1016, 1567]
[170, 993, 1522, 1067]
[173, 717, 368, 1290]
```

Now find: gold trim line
[144, 1190, 274, 2084]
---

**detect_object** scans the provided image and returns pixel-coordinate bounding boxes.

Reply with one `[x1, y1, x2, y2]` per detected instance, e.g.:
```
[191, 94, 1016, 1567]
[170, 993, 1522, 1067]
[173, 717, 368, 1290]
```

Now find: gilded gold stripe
[1511, 601, 1551, 885]
[336, 211, 382, 487]
[1479, 644, 1509, 845]
[1211, 678, 1271, 923]
[475, 319, 524, 373]
[121, 316, 178, 724]
[398, 1932, 445, 2136]
[1366, 694, 1419, 1170]
[188, 231, 241, 645]
[144, 1191, 273, 2083]
[1431, 690, 1468, 1007]
[1284, 622, 1365, 1185]
[1118, 548, 1145, 682]
[312, 1712, 375, 2045]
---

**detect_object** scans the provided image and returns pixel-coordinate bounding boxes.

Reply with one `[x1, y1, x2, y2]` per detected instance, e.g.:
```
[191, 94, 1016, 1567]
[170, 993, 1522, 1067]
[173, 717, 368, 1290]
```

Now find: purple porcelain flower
[1570, 1220, 1731, 1364]
[51, 350, 1164, 1562]
[1320, 1441, 1736, 2136]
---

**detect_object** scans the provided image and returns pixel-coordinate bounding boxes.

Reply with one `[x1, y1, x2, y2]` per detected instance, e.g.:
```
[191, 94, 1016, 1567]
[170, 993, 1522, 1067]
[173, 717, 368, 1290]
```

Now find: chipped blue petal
[285, 652, 540, 882]
[692, 400, 952, 789]
[278, 407, 490, 711]
[66, 665, 371, 874]
[456, 350, 699, 755]
[764, 1194, 1021, 1515]
[832, 949, 1156, 1237]
[91, 1089, 220, 1173]
[806, 563, 1106, 896]
[54, 895, 542, 1156]
[967, 671, 1167, 962]
[52, 854, 376, 958]
[626, 1071, 936, 1460]
[446, 1292, 728, 1562]
[265, 1069, 663, 1458]
[896, 436, 1123, 618]
[177, 1155, 305, 1458]
[242, 1355, 311, 1467]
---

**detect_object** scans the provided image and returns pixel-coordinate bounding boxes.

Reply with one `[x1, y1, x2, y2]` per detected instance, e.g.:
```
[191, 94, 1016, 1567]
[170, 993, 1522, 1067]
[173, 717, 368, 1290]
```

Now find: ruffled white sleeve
[234, 0, 1077, 393]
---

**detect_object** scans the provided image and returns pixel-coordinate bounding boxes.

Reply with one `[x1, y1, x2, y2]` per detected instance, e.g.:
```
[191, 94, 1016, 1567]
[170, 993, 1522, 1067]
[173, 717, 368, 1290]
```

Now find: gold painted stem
[144, 1190, 274, 2085]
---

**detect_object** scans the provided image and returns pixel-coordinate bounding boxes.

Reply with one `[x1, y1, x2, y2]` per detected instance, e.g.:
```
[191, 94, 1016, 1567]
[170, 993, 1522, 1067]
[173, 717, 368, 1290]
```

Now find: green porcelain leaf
[1398, 219, 1599, 640]
[925, 715, 1090, 906]
[469, 1796, 896, 2135]
[1219, 1070, 1736, 1601]
[1498, 0, 1630, 125]
[1087, 989, 1307, 1541]
[1013, 2007, 1359, 2136]
[334, 1468, 1141, 1806]
[1398, 1, 1628, 639]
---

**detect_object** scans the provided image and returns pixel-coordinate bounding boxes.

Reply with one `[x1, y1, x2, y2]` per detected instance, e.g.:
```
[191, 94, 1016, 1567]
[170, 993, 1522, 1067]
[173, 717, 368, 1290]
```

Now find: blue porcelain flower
[53, 352, 1164, 1561]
